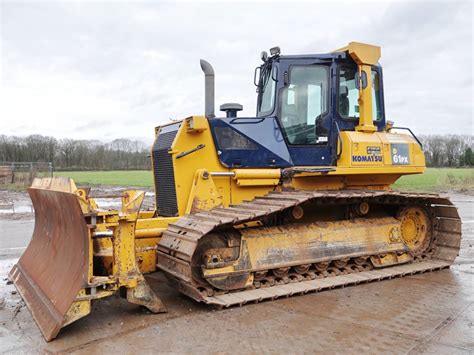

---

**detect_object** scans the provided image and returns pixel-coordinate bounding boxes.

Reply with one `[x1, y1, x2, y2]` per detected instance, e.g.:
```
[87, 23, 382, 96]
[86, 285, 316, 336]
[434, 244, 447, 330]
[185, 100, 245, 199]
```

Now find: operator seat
[339, 85, 350, 117]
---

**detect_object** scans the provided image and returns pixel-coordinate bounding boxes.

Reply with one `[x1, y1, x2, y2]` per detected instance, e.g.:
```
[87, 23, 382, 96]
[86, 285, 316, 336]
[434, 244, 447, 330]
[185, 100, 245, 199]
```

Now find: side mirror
[355, 70, 368, 90]
[254, 67, 261, 88]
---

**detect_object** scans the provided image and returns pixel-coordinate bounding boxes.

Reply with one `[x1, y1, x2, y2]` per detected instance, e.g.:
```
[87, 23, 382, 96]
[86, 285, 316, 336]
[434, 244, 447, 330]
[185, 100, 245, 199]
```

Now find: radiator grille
[152, 124, 180, 216]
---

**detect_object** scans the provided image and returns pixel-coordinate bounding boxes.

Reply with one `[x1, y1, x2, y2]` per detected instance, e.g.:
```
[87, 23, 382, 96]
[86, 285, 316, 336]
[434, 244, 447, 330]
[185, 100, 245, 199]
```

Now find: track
[157, 190, 462, 307]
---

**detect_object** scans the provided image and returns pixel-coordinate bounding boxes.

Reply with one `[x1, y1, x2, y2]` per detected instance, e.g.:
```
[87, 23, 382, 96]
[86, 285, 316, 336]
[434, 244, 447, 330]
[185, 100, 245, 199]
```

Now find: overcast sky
[1, 0, 472, 143]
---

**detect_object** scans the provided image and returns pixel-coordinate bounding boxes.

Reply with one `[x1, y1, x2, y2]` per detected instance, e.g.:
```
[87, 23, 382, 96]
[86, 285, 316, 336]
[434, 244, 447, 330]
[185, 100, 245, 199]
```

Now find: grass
[54, 170, 154, 188]
[393, 168, 474, 191]
[52, 168, 474, 192]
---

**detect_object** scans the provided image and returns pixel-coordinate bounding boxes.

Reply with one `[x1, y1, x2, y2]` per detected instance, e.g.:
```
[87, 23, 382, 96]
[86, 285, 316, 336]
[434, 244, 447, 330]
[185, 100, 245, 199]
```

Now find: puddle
[94, 198, 121, 208]
[0, 200, 124, 213]
[0, 192, 155, 214]
[95, 192, 155, 210]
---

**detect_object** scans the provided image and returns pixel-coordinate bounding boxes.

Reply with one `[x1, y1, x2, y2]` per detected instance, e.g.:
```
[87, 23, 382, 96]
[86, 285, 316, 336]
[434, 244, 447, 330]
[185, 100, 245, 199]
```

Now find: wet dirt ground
[0, 190, 472, 354]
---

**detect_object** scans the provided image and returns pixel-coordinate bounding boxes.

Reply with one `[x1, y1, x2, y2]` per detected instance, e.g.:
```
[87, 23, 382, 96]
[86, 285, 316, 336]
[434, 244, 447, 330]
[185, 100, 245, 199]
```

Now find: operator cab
[256, 47, 385, 142]
[208, 44, 386, 168]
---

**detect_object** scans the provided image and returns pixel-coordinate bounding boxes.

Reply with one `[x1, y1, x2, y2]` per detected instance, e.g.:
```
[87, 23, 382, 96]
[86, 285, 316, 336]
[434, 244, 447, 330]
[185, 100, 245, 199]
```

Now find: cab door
[277, 61, 334, 166]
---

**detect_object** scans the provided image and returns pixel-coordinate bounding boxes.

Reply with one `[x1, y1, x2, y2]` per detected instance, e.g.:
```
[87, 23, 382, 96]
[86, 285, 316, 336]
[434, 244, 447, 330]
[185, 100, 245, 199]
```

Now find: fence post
[11, 162, 14, 184]
[29, 162, 34, 184]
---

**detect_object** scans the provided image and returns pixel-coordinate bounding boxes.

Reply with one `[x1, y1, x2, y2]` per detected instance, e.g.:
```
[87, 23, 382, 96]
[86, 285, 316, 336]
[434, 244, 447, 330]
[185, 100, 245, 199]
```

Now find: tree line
[0, 135, 151, 170]
[0, 134, 472, 170]
[419, 135, 473, 167]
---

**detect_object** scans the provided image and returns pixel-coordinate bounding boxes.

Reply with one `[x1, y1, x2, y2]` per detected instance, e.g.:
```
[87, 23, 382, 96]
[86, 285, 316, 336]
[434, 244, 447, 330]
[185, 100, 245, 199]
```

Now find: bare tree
[0, 134, 472, 170]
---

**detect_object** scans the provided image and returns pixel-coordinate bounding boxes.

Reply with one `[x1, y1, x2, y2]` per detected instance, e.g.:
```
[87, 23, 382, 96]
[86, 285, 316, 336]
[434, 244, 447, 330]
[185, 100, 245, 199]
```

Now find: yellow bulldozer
[10, 42, 462, 341]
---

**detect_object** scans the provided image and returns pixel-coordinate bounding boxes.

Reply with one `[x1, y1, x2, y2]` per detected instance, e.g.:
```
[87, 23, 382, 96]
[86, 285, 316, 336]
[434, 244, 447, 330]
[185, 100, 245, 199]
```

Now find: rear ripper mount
[9, 178, 165, 341]
[157, 189, 461, 306]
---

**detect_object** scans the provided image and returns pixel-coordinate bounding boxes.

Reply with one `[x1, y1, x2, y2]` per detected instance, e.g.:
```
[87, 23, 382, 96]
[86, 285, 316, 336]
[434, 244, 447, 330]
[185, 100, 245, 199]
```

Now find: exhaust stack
[200, 59, 215, 118]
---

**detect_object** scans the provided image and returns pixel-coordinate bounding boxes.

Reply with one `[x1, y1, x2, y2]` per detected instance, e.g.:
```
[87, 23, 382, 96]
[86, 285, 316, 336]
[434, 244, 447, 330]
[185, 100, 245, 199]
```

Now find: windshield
[280, 65, 329, 145]
[257, 65, 276, 116]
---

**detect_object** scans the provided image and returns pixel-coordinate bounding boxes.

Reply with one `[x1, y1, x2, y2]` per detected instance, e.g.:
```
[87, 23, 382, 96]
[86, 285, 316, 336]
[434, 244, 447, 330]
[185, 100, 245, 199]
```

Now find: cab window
[280, 66, 329, 145]
[338, 66, 382, 121]
[257, 66, 276, 116]
[371, 69, 382, 121]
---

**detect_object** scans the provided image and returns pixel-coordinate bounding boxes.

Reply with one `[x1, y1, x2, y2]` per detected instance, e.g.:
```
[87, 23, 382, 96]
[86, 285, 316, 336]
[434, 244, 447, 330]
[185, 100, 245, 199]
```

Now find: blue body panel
[209, 53, 386, 168]
[209, 117, 292, 168]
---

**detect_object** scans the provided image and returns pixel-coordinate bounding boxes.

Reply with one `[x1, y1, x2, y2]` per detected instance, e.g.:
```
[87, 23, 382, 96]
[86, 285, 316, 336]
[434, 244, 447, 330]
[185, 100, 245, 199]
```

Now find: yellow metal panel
[242, 218, 403, 271]
[136, 237, 159, 273]
[137, 217, 179, 230]
[202, 217, 407, 279]
[185, 116, 208, 132]
[138, 210, 156, 219]
[350, 136, 384, 167]
[63, 290, 91, 327]
[169, 116, 228, 216]
[285, 129, 425, 190]
[113, 219, 138, 287]
[355, 64, 376, 132]
[334, 42, 381, 65]
[121, 190, 145, 214]
[343, 174, 400, 189]
[337, 131, 425, 170]
[185, 169, 223, 214]
[286, 176, 344, 191]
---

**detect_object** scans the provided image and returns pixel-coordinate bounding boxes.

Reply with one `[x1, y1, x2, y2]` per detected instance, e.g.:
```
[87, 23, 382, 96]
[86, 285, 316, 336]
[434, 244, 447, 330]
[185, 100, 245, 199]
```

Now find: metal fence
[0, 162, 53, 188]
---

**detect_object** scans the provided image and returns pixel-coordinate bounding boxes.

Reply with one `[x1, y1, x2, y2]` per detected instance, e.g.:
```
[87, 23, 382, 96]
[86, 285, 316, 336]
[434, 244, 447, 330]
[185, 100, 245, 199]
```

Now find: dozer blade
[9, 180, 89, 341]
[9, 177, 166, 341]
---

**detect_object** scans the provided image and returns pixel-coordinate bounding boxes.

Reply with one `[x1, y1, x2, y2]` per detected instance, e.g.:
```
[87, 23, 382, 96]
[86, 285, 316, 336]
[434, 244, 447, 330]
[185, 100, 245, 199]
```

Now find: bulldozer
[10, 42, 462, 341]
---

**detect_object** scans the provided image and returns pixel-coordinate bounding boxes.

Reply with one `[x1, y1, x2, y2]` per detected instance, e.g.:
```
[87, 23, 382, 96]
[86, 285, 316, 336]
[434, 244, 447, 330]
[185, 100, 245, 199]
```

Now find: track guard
[9, 177, 165, 341]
